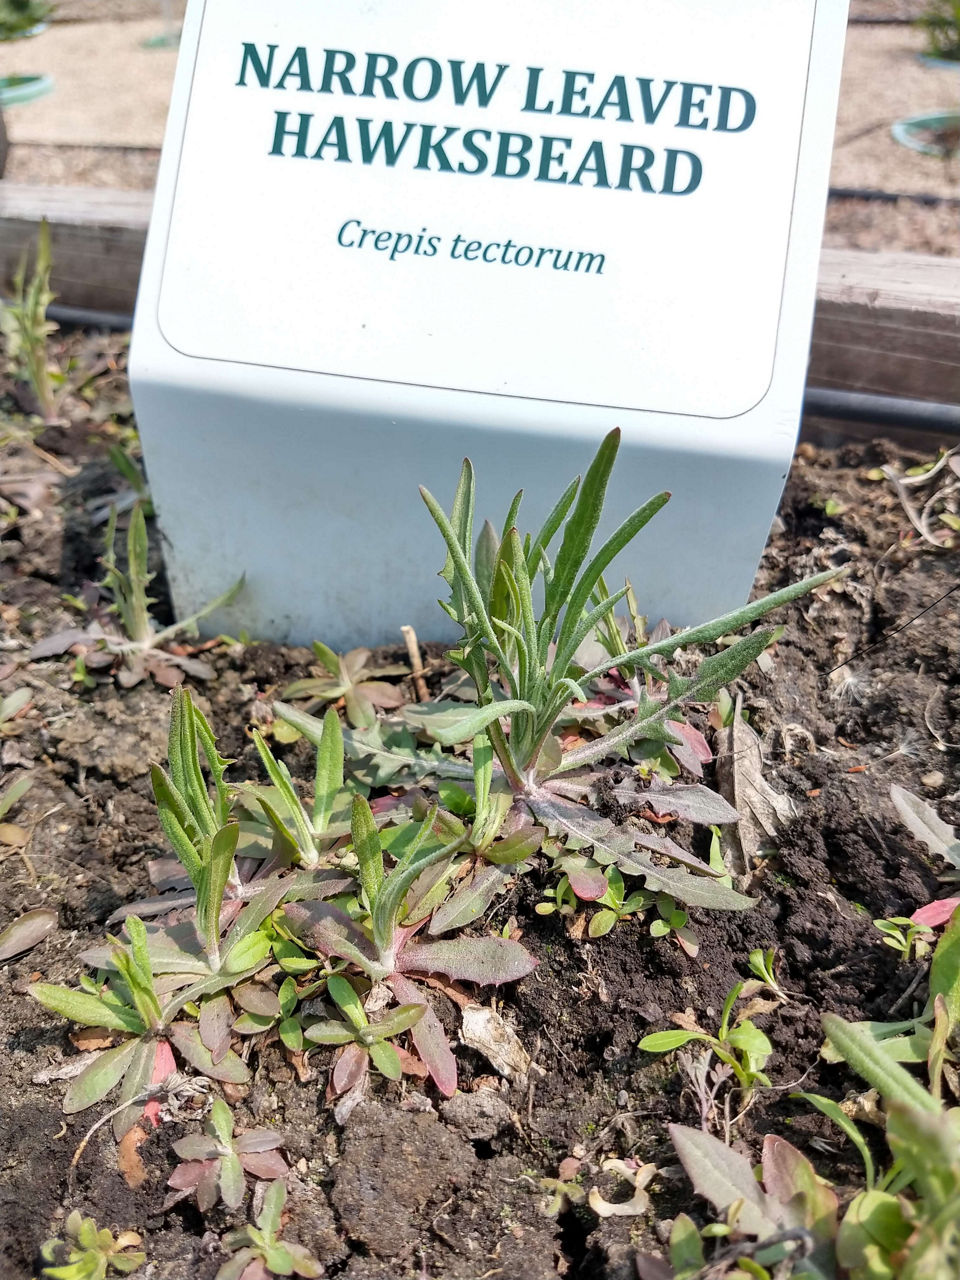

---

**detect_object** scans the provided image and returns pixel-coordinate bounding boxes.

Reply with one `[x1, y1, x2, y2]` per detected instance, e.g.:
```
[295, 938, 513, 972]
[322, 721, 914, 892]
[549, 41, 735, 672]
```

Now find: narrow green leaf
[62, 1038, 139, 1114]
[151, 765, 204, 887]
[368, 1039, 402, 1080]
[29, 983, 145, 1034]
[793, 1091, 876, 1191]
[527, 475, 581, 578]
[303, 1019, 357, 1046]
[370, 1002, 426, 1041]
[821, 1014, 941, 1114]
[253, 730, 315, 855]
[430, 699, 537, 749]
[313, 707, 344, 834]
[327, 974, 367, 1031]
[554, 491, 670, 671]
[638, 1029, 705, 1053]
[351, 794, 384, 911]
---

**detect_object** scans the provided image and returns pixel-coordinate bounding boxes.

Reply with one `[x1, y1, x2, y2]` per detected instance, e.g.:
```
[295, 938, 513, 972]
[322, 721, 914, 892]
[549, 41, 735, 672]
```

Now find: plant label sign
[131, 0, 848, 646]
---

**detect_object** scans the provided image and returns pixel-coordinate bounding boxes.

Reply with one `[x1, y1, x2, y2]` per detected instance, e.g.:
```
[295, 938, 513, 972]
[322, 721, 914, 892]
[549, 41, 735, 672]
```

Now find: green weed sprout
[0, 217, 58, 422]
[918, 0, 960, 60]
[0, 1, 52, 40]
[873, 915, 935, 964]
[303, 973, 425, 1093]
[40, 1210, 144, 1280]
[101, 504, 243, 680]
[216, 1180, 322, 1280]
[165, 1097, 287, 1212]
[639, 980, 773, 1097]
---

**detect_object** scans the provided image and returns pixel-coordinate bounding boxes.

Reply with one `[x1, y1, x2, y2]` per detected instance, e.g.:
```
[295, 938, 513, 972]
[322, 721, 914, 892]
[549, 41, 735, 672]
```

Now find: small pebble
[616, 1090, 629, 1108]
[922, 771, 944, 789]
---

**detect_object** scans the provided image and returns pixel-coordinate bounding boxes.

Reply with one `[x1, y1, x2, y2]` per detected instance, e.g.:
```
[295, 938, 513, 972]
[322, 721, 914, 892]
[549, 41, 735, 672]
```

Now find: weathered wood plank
[0, 184, 153, 313]
[811, 248, 960, 403]
[2, 187, 958, 406]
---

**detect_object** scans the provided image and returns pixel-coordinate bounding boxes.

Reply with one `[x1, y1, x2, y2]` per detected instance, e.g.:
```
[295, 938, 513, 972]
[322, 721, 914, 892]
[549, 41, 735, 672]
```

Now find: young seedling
[40, 1210, 145, 1279]
[164, 1097, 288, 1212]
[0, 218, 59, 422]
[100, 504, 244, 684]
[638, 982, 774, 1099]
[303, 973, 425, 1094]
[747, 947, 790, 1001]
[216, 1180, 322, 1280]
[282, 794, 536, 1094]
[281, 641, 408, 728]
[588, 866, 654, 937]
[30, 915, 250, 1138]
[649, 893, 700, 958]
[873, 915, 935, 964]
[246, 707, 347, 870]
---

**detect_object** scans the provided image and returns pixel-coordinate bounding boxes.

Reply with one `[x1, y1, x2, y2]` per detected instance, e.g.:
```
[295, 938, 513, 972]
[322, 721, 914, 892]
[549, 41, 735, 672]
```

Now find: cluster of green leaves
[0, 0, 50, 40]
[30, 687, 539, 1119]
[216, 1180, 321, 1280]
[640, 909, 960, 1280]
[0, 217, 58, 421]
[165, 1098, 288, 1213]
[420, 428, 835, 792]
[918, 0, 960, 59]
[40, 1212, 144, 1280]
[639, 979, 774, 1098]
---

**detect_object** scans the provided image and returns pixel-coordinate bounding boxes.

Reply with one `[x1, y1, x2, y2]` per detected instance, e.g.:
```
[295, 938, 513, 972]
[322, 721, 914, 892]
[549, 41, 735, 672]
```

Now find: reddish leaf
[239, 1149, 289, 1179]
[913, 899, 960, 928]
[390, 973, 457, 1097]
[332, 1043, 368, 1095]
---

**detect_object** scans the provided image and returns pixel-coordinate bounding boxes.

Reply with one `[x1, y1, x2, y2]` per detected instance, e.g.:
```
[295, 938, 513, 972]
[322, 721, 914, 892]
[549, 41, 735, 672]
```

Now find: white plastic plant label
[158, 0, 819, 420]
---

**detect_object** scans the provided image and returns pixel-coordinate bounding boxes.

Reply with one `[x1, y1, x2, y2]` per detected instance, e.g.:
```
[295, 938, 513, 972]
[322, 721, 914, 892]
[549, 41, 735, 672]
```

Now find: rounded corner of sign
[154, 296, 195, 363]
[708, 368, 779, 421]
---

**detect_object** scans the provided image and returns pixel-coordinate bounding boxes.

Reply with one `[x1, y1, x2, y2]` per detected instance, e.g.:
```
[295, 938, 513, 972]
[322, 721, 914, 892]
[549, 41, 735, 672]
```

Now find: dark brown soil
[1, 361, 958, 1278]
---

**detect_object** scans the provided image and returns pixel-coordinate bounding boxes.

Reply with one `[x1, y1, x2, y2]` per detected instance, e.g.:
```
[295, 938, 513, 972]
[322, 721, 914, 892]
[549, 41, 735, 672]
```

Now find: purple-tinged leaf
[240, 1149, 289, 1179]
[62, 1039, 139, 1113]
[235, 1130, 284, 1154]
[557, 855, 607, 902]
[639, 784, 738, 825]
[399, 936, 537, 986]
[665, 720, 712, 777]
[332, 1042, 368, 1095]
[232, 982, 281, 1019]
[167, 1159, 209, 1191]
[761, 1134, 838, 1243]
[914, 898, 960, 928]
[197, 1159, 222, 1213]
[29, 627, 98, 659]
[199, 992, 233, 1064]
[147, 858, 192, 892]
[429, 866, 512, 935]
[167, 1023, 250, 1084]
[668, 1124, 783, 1240]
[0, 908, 57, 961]
[173, 1134, 221, 1161]
[528, 792, 637, 862]
[390, 973, 457, 1097]
[281, 901, 379, 971]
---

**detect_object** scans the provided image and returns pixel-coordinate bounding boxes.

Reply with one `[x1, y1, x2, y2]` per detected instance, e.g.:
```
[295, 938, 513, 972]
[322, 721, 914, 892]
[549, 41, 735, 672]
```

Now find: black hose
[829, 185, 960, 208]
[46, 301, 136, 330]
[804, 388, 960, 434]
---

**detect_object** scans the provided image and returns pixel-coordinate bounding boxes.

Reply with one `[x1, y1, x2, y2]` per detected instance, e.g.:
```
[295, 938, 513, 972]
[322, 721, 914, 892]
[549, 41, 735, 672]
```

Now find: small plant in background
[30, 505, 244, 686]
[0, 218, 59, 422]
[281, 642, 409, 729]
[302, 973, 425, 1094]
[873, 915, 935, 963]
[918, 0, 960, 60]
[215, 1180, 322, 1280]
[747, 946, 790, 1001]
[639, 981, 774, 1102]
[164, 1098, 288, 1212]
[40, 1211, 145, 1280]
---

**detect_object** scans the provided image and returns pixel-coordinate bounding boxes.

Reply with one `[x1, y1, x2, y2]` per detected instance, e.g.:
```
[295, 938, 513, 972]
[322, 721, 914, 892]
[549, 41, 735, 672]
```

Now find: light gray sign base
[131, 0, 848, 648]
